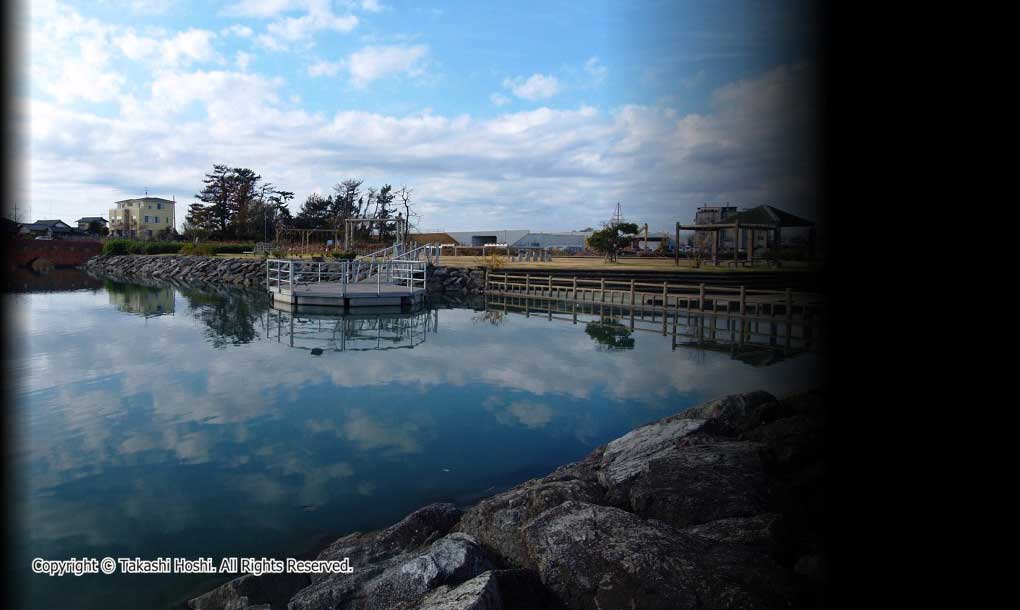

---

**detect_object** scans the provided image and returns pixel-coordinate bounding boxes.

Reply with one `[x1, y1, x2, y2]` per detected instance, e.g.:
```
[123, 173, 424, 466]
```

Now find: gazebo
[676, 205, 815, 265]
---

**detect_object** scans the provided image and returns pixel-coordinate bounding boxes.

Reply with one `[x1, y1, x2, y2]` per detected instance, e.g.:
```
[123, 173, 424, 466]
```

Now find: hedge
[102, 240, 255, 256]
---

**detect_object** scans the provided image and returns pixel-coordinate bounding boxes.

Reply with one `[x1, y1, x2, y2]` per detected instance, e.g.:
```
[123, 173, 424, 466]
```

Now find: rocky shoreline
[188, 390, 826, 610]
[82, 255, 485, 293]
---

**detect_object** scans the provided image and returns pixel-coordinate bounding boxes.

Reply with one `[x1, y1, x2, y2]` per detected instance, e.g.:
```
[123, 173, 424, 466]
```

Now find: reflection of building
[108, 285, 176, 316]
[109, 197, 175, 238]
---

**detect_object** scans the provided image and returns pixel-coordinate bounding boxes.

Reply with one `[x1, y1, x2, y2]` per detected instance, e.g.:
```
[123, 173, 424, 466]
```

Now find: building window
[157, 203, 163, 209]
[144, 215, 150, 223]
[153, 216, 159, 224]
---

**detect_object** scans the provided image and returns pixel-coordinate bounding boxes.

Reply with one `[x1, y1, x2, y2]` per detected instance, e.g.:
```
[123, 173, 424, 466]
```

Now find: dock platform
[267, 257, 428, 310]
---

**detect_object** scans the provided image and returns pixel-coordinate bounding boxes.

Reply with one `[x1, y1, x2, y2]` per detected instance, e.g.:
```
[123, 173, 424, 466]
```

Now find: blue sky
[16, 0, 822, 233]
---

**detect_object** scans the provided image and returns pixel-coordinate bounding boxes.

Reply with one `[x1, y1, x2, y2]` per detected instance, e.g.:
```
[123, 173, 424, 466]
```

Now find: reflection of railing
[266, 258, 426, 296]
[484, 293, 822, 364]
[265, 307, 437, 352]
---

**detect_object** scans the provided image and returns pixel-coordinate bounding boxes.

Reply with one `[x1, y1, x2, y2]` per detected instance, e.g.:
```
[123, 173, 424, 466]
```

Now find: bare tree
[397, 185, 414, 241]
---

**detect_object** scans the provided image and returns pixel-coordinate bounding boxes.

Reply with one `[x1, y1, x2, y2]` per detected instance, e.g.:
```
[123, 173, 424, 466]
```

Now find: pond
[5, 271, 824, 609]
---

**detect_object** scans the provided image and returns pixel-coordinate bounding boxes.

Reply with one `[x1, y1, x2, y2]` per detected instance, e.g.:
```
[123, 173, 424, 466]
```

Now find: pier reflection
[266, 305, 438, 353]
[484, 294, 822, 366]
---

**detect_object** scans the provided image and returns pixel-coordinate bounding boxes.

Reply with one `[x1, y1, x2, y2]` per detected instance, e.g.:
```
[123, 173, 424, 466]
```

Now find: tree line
[183, 165, 414, 242]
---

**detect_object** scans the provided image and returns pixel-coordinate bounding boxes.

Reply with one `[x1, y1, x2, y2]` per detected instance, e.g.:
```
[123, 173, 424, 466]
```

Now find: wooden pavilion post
[734, 221, 740, 262]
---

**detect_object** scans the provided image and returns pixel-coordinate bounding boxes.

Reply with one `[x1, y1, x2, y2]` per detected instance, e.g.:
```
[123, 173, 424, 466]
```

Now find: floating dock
[267, 257, 427, 309]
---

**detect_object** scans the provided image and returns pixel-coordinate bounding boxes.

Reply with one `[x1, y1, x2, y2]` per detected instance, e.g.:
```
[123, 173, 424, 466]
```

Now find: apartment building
[109, 197, 175, 238]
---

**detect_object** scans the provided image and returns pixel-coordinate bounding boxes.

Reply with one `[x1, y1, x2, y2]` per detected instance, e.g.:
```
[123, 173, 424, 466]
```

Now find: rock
[598, 416, 706, 490]
[678, 390, 780, 435]
[521, 501, 793, 610]
[457, 452, 605, 568]
[415, 571, 502, 610]
[681, 513, 783, 548]
[188, 572, 310, 610]
[288, 533, 494, 610]
[620, 434, 769, 528]
[793, 553, 827, 584]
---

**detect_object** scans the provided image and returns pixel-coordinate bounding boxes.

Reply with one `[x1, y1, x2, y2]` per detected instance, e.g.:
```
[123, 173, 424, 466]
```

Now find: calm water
[5, 272, 823, 609]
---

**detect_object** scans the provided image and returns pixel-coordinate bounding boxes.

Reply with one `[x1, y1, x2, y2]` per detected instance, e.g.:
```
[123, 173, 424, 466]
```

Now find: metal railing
[267, 258, 426, 296]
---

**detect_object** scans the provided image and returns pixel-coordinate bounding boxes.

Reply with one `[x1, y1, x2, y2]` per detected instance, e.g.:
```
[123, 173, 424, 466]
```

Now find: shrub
[102, 240, 183, 255]
[180, 243, 216, 256]
[102, 239, 131, 255]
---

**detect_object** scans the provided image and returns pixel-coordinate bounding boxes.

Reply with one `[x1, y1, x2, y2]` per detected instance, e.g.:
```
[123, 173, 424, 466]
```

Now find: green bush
[102, 240, 182, 255]
[102, 239, 131, 255]
[331, 249, 357, 260]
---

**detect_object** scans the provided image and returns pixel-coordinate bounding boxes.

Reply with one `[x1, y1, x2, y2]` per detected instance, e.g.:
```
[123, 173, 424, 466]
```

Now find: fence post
[526, 273, 530, 295]
[630, 279, 635, 306]
[662, 282, 668, 334]
[572, 276, 577, 300]
[548, 275, 552, 299]
[601, 278, 605, 302]
[739, 286, 746, 316]
[786, 288, 792, 320]
[699, 282, 705, 311]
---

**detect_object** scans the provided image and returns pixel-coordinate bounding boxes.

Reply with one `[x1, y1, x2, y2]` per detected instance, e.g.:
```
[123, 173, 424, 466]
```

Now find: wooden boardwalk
[484, 272, 825, 322]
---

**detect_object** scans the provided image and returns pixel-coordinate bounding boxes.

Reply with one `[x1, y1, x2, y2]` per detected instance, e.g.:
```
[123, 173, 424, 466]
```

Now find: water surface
[5, 271, 823, 609]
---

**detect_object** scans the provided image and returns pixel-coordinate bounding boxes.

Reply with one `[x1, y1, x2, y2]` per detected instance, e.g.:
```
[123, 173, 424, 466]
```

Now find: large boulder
[414, 571, 502, 610]
[520, 501, 793, 610]
[288, 533, 494, 610]
[457, 452, 605, 567]
[188, 572, 311, 610]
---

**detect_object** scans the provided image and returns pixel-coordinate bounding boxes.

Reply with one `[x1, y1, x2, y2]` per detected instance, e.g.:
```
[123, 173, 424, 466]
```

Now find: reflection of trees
[584, 319, 635, 351]
[472, 309, 505, 326]
[179, 284, 271, 347]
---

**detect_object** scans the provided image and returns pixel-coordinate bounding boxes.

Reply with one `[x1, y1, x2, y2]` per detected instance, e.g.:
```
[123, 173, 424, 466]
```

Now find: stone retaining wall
[84, 255, 485, 293]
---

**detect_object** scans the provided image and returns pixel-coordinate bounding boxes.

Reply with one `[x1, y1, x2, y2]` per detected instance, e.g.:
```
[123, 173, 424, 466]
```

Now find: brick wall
[6, 239, 102, 271]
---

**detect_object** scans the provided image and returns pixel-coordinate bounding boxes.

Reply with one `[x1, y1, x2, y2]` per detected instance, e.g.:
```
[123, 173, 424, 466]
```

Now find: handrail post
[699, 282, 705, 311]
[377, 263, 381, 295]
[739, 286, 745, 316]
[601, 278, 605, 302]
[630, 279, 635, 306]
[572, 276, 577, 300]
[786, 288, 792, 320]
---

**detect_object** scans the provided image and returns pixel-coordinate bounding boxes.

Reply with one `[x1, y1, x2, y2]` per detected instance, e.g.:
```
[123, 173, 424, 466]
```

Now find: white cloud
[308, 59, 343, 77]
[266, 11, 358, 42]
[360, 0, 382, 12]
[489, 92, 510, 107]
[235, 51, 253, 70]
[346, 44, 428, 88]
[221, 24, 254, 38]
[584, 56, 607, 85]
[502, 73, 561, 101]
[220, 0, 307, 18]
[116, 31, 160, 60]
[160, 29, 218, 66]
